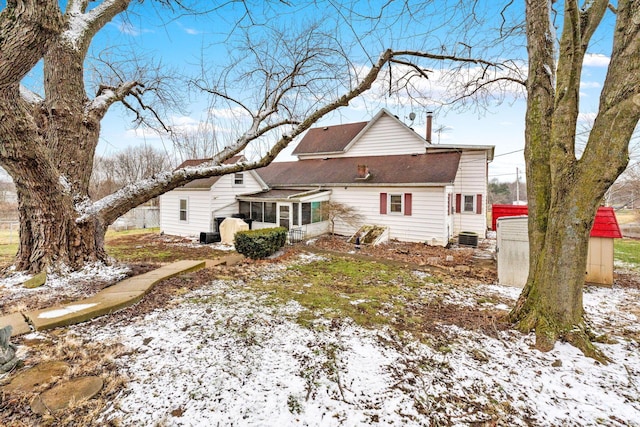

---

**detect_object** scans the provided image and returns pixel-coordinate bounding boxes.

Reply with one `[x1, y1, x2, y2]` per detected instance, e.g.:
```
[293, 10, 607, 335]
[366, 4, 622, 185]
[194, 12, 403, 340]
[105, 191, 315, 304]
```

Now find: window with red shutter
[404, 193, 412, 216]
[380, 193, 387, 214]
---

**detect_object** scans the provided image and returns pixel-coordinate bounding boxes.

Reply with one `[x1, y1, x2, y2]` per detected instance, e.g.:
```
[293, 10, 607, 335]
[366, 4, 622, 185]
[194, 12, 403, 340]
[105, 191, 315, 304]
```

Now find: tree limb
[80, 46, 507, 225]
[0, 0, 63, 86]
[62, 0, 130, 52]
[84, 81, 141, 119]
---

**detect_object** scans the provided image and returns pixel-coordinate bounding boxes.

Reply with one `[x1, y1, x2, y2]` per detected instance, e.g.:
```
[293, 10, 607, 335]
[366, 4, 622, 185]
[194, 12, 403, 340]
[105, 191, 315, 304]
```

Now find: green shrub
[234, 227, 287, 259]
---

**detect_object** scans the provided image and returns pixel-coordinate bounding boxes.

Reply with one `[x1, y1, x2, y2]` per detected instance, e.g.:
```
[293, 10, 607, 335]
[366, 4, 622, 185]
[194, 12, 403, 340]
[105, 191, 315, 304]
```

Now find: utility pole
[515, 167, 520, 204]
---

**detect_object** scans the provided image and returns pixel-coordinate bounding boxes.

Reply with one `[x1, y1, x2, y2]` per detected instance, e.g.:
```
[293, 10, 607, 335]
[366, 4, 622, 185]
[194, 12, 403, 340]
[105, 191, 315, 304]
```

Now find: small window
[251, 202, 263, 222]
[179, 199, 187, 221]
[264, 202, 276, 223]
[239, 201, 251, 218]
[234, 173, 244, 185]
[389, 194, 403, 213]
[463, 195, 475, 213]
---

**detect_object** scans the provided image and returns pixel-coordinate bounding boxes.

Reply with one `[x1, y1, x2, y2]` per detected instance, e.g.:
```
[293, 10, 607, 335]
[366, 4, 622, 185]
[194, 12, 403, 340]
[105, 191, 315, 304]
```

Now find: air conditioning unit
[458, 231, 478, 248]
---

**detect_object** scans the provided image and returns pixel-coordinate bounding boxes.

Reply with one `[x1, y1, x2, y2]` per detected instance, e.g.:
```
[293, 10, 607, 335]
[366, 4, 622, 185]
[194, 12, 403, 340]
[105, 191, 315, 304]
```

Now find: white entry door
[278, 203, 291, 230]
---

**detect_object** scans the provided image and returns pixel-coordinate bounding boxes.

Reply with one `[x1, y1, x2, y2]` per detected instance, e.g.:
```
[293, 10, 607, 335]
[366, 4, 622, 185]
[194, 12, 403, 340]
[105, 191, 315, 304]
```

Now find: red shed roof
[591, 207, 623, 238]
[491, 205, 622, 238]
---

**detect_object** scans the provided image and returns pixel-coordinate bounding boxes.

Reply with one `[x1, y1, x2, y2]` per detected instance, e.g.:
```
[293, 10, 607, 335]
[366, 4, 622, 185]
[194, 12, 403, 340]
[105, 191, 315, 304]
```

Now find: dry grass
[1, 334, 127, 426]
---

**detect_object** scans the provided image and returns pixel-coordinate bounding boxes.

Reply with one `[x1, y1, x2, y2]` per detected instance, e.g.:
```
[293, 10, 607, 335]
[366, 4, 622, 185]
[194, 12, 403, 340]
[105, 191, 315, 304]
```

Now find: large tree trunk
[14, 183, 108, 273]
[510, 0, 640, 359]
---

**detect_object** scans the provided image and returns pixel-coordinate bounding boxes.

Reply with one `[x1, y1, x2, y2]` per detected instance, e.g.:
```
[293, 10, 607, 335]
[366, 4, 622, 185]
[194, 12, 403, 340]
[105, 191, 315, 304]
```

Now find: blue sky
[46, 1, 616, 184]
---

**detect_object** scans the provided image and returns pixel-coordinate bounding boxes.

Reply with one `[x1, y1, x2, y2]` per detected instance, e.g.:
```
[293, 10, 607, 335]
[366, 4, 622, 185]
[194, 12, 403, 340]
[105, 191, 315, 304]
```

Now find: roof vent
[323, 126, 328, 130]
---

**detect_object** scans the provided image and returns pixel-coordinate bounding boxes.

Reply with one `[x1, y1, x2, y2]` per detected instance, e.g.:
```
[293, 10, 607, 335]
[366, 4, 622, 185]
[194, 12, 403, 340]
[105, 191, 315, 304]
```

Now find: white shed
[496, 208, 622, 287]
[496, 216, 529, 288]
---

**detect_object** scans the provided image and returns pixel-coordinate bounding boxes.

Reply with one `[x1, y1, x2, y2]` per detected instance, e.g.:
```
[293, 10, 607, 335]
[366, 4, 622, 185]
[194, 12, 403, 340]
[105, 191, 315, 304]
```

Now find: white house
[159, 109, 494, 246]
[159, 156, 268, 237]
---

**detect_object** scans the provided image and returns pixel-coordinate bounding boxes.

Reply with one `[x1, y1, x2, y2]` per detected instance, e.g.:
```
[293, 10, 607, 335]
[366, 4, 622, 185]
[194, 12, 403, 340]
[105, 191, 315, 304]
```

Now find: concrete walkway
[0, 254, 244, 338]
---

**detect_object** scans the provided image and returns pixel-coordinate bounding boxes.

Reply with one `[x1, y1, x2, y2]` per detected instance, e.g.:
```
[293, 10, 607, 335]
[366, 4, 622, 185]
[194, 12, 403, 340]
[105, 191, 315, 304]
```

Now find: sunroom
[236, 188, 332, 240]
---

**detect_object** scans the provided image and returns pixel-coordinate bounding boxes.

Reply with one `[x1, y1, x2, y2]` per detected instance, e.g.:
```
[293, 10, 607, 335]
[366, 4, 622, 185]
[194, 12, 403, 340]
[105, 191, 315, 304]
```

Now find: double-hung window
[379, 193, 412, 216]
[179, 199, 188, 221]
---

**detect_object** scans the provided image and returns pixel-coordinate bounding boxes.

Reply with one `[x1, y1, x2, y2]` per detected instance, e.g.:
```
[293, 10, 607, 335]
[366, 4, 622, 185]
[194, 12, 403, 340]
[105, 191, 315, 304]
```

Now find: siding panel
[452, 151, 488, 236]
[330, 187, 448, 245]
[341, 115, 426, 157]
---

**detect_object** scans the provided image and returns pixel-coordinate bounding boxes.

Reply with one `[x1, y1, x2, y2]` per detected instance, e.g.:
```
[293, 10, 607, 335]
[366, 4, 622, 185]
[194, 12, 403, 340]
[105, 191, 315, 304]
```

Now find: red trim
[455, 193, 461, 213]
[380, 193, 387, 215]
[404, 193, 412, 216]
[476, 194, 483, 215]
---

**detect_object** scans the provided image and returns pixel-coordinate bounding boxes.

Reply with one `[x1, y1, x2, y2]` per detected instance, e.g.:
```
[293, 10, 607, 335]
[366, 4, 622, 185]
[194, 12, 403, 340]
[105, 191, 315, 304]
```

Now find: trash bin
[458, 231, 479, 248]
[199, 232, 221, 244]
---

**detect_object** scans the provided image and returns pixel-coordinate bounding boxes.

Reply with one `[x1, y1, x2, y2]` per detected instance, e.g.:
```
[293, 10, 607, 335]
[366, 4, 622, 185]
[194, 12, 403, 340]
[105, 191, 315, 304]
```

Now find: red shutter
[380, 193, 387, 214]
[455, 193, 461, 213]
[476, 194, 483, 214]
[404, 193, 412, 216]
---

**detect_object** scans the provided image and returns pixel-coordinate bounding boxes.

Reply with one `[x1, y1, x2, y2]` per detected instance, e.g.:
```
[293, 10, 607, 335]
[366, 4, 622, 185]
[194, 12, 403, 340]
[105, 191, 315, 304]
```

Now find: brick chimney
[426, 111, 433, 144]
[356, 164, 369, 179]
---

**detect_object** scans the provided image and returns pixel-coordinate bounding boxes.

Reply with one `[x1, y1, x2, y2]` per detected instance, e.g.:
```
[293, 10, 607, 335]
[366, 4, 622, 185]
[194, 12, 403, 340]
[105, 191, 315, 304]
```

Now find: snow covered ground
[63, 252, 640, 427]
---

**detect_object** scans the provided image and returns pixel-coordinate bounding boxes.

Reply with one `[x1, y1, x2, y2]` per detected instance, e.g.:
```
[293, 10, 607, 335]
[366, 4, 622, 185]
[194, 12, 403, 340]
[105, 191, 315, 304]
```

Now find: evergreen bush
[234, 227, 287, 259]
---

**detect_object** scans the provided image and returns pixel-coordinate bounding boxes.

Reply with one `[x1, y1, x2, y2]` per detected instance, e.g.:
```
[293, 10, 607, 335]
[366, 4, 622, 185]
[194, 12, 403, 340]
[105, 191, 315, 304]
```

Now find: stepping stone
[23, 271, 47, 289]
[30, 376, 103, 414]
[222, 254, 244, 266]
[2, 361, 70, 394]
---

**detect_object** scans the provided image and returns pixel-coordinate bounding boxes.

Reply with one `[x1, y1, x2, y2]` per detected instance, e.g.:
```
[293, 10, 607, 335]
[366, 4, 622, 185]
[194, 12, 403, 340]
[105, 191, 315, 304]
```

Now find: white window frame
[179, 198, 188, 221]
[389, 194, 403, 214]
[463, 194, 476, 213]
[233, 172, 244, 186]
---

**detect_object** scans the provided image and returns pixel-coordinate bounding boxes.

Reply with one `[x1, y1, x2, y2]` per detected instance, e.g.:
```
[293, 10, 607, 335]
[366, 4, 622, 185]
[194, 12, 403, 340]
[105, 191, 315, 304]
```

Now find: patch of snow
[73, 268, 640, 426]
[58, 175, 71, 193]
[0, 263, 129, 304]
[38, 303, 99, 319]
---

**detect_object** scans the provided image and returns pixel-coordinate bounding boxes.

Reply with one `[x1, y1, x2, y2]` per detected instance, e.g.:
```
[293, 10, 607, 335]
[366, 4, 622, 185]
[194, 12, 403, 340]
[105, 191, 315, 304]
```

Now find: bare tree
[321, 201, 365, 235]
[113, 145, 172, 185]
[0, 1, 504, 273]
[91, 145, 171, 202]
[90, 156, 119, 201]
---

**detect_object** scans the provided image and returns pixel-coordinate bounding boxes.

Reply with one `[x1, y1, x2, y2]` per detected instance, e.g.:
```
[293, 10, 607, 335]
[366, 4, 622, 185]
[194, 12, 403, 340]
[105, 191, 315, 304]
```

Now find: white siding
[329, 186, 449, 245]
[160, 171, 265, 237]
[159, 190, 211, 237]
[452, 150, 488, 236]
[210, 171, 264, 218]
[340, 115, 426, 157]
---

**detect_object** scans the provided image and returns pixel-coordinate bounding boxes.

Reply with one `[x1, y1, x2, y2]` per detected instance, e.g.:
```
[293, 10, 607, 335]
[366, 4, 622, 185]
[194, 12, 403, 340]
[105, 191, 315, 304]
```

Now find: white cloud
[176, 22, 202, 35]
[110, 21, 153, 37]
[580, 81, 601, 89]
[583, 53, 610, 67]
